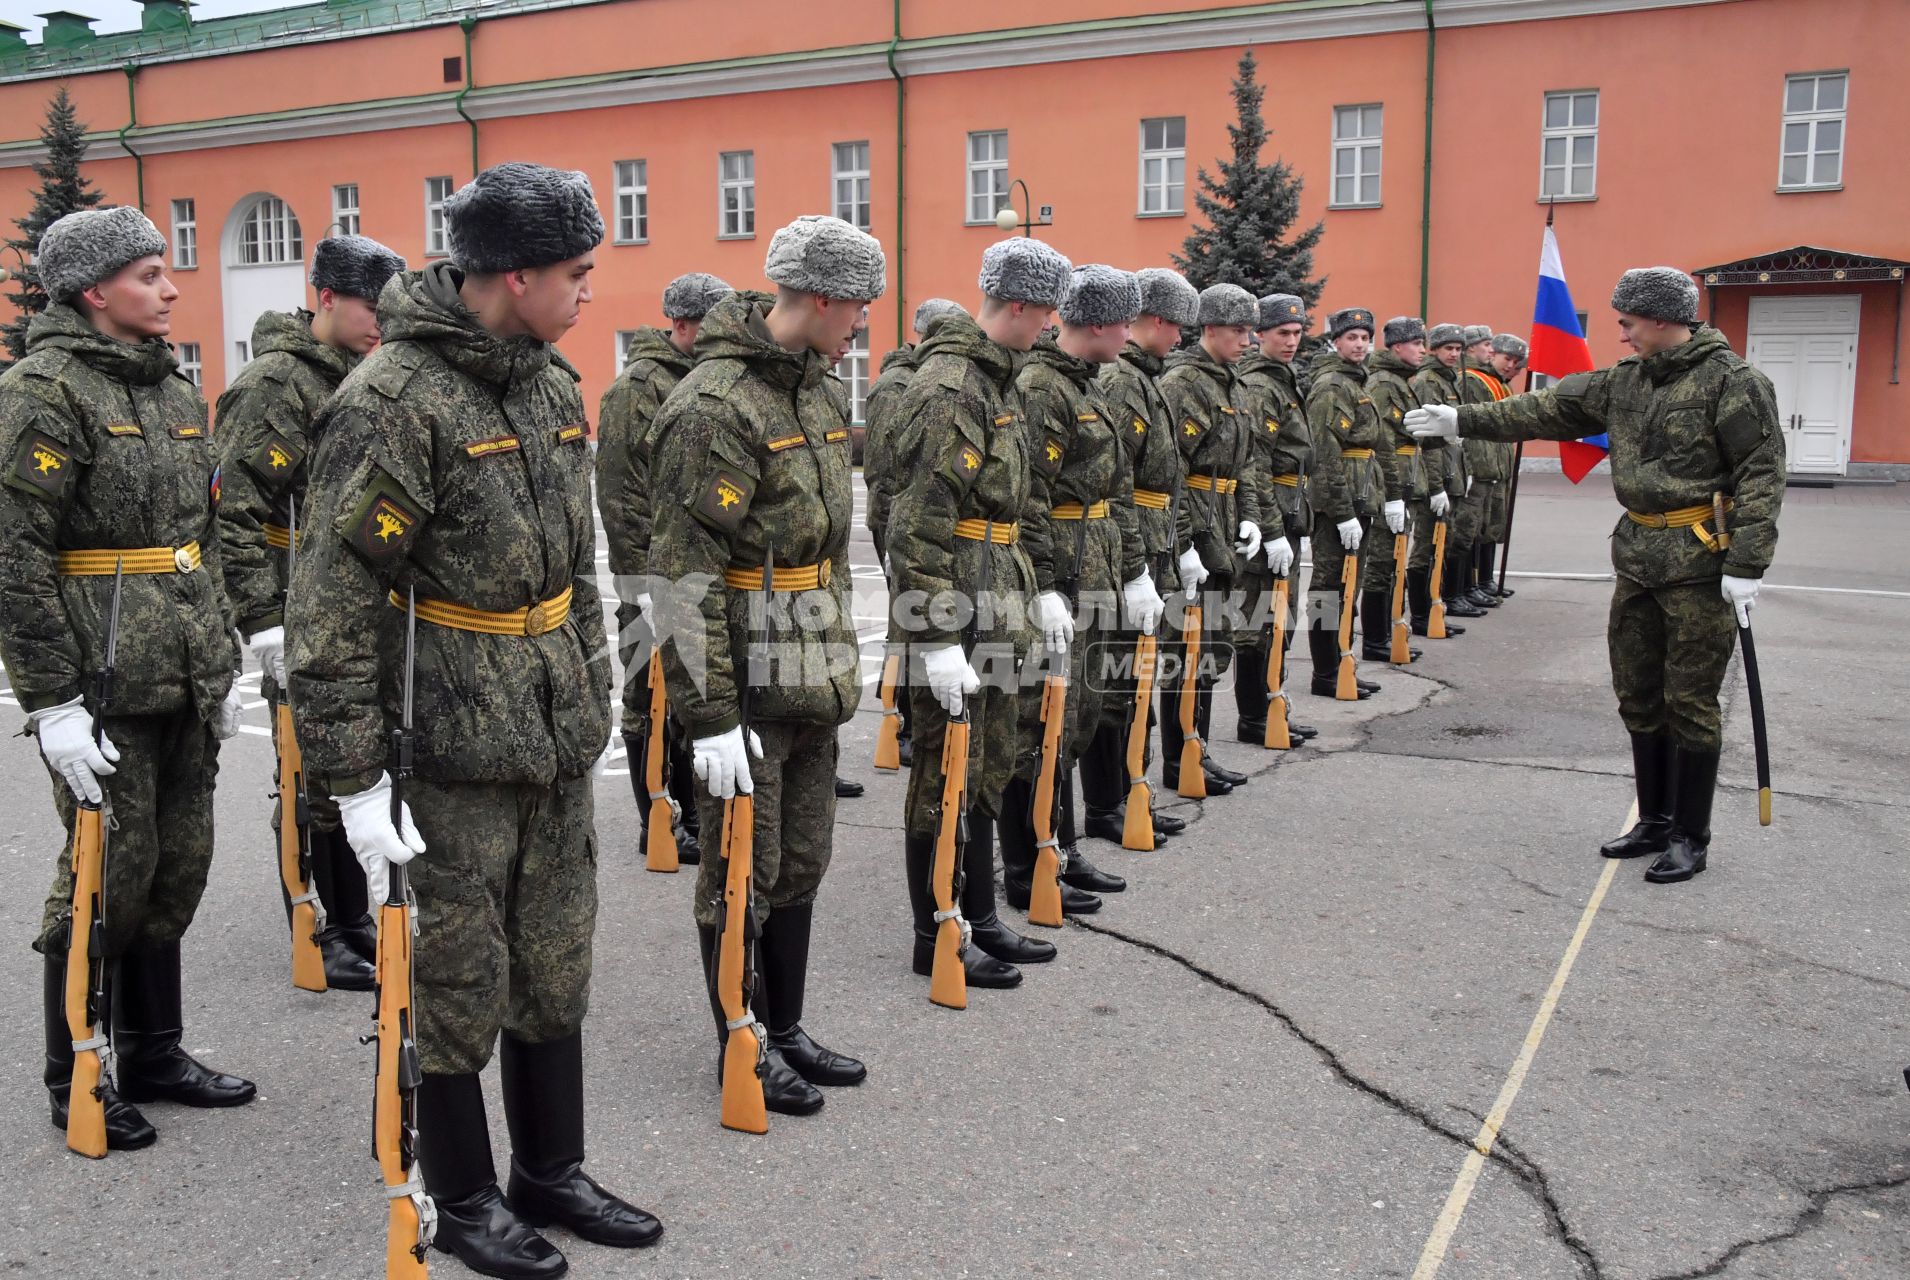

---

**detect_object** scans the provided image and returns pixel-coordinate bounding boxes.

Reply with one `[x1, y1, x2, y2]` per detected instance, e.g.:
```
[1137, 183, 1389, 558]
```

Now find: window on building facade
[425, 176, 453, 256]
[834, 330, 869, 425]
[614, 160, 648, 244]
[1780, 71, 1846, 190]
[1138, 117, 1186, 215]
[1331, 104, 1383, 208]
[833, 141, 872, 231]
[177, 342, 201, 387]
[719, 151, 755, 238]
[170, 198, 197, 270]
[332, 184, 360, 236]
[234, 339, 251, 368]
[239, 197, 302, 265]
[615, 330, 642, 373]
[967, 130, 1009, 225]
[1540, 91, 1598, 199]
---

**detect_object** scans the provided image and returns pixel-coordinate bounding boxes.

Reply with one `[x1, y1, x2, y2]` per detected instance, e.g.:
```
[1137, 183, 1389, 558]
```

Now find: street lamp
[993, 178, 1053, 237]
[0, 245, 28, 287]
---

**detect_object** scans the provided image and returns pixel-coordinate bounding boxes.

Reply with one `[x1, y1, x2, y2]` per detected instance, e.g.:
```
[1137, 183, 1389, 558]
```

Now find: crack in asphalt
[1638, 1170, 1910, 1280]
[1600, 915, 1910, 996]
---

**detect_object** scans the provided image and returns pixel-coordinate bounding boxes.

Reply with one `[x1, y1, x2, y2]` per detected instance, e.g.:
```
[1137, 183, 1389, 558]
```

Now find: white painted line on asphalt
[1409, 801, 1633, 1279]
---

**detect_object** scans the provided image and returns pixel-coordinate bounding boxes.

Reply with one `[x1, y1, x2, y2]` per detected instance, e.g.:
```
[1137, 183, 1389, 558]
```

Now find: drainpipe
[1418, 0, 1435, 319]
[119, 62, 145, 212]
[456, 16, 479, 178]
[887, 0, 906, 348]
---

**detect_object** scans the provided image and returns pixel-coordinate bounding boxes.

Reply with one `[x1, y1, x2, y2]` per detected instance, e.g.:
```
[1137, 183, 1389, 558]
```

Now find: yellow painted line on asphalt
[1409, 800, 1635, 1279]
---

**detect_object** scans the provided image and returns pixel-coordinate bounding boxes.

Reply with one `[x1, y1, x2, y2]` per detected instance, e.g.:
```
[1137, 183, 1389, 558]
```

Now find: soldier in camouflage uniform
[1411, 266, 1784, 886]
[1453, 326, 1509, 611]
[1303, 308, 1390, 699]
[889, 237, 1068, 986]
[649, 216, 882, 1116]
[1, 207, 255, 1151]
[1407, 323, 1473, 634]
[1080, 268, 1199, 844]
[216, 233, 405, 993]
[1158, 284, 1263, 791]
[1362, 316, 1429, 664]
[1230, 293, 1320, 743]
[288, 164, 659, 1275]
[597, 271, 731, 869]
[1478, 332, 1530, 599]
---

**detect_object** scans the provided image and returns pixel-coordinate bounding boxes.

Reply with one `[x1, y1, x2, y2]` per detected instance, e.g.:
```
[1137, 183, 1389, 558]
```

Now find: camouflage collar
[914, 312, 1015, 391]
[250, 308, 354, 386]
[1640, 325, 1726, 385]
[1028, 333, 1097, 388]
[1307, 351, 1367, 384]
[25, 302, 177, 386]
[1119, 341, 1164, 378]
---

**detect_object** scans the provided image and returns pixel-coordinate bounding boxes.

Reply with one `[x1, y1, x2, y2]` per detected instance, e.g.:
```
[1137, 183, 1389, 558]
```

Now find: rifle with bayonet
[1175, 469, 1215, 798]
[928, 520, 991, 1008]
[1122, 488, 1173, 850]
[715, 552, 771, 1132]
[276, 502, 328, 990]
[1029, 507, 1087, 929]
[1262, 452, 1304, 751]
[642, 624, 680, 873]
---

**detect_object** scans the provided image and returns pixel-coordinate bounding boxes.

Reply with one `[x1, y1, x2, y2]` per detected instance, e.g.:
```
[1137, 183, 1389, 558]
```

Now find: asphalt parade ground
[2, 473, 1907, 1279]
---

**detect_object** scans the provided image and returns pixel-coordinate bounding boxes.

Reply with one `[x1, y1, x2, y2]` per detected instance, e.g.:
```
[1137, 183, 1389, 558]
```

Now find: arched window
[238, 197, 302, 265]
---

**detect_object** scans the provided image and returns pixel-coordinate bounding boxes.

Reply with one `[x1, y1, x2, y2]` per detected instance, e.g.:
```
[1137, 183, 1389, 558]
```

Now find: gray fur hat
[1383, 315, 1427, 346]
[912, 297, 966, 337]
[310, 234, 406, 302]
[37, 206, 167, 303]
[661, 272, 732, 321]
[1136, 267, 1199, 326]
[1256, 293, 1307, 331]
[1427, 323, 1465, 348]
[979, 237, 1072, 306]
[1328, 307, 1377, 340]
[1196, 283, 1257, 328]
[1491, 333, 1529, 361]
[1610, 266, 1700, 325]
[446, 162, 604, 273]
[1463, 324, 1494, 347]
[1060, 265, 1142, 328]
[765, 215, 887, 301]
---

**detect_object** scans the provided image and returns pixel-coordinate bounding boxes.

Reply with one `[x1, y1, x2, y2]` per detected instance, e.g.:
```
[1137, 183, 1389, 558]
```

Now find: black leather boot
[1308, 623, 1373, 699]
[1159, 673, 1229, 792]
[308, 827, 376, 988]
[1361, 590, 1420, 663]
[1601, 732, 1676, 859]
[421, 1071, 567, 1279]
[834, 775, 865, 799]
[962, 816, 1053, 965]
[622, 726, 651, 859]
[1078, 723, 1127, 840]
[1233, 640, 1269, 743]
[1152, 811, 1187, 836]
[1481, 544, 1514, 597]
[1445, 575, 1487, 618]
[669, 729, 702, 866]
[44, 949, 155, 1150]
[501, 1032, 663, 1249]
[1465, 552, 1500, 608]
[1058, 768, 1125, 893]
[907, 828, 1023, 986]
[1196, 685, 1249, 787]
[1410, 565, 1464, 636]
[762, 903, 866, 1085]
[1646, 746, 1719, 884]
[114, 940, 256, 1107]
[998, 777, 1102, 916]
[696, 926, 823, 1116]
[316, 826, 378, 962]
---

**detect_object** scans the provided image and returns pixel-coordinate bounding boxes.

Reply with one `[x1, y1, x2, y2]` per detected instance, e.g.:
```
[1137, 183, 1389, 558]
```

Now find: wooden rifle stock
[1121, 631, 1158, 849]
[1263, 575, 1292, 750]
[716, 791, 766, 1132]
[276, 700, 328, 991]
[1028, 669, 1067, 927]
[873, 649, 903, 770]
[1428, 521, 1449, 639]
[63, 805, 107, 1159]
[1389, 532, 1412, 664]
[929, 714, 970, 1009]
[1335, 555, 1359, 700]
[1176, 599, 1206, 797]
[642, 648, 679, 873]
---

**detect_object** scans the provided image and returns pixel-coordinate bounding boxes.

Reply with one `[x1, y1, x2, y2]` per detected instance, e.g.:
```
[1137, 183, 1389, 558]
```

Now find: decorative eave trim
[463, 49, 893, 121]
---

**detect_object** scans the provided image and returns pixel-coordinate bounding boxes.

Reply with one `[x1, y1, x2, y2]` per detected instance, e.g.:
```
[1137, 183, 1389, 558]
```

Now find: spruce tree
[1173, 49, 1325, 310]
[4, 86, 105, 362]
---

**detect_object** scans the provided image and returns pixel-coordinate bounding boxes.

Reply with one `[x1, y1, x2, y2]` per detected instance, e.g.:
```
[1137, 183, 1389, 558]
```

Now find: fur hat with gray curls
[310, 235, 407, 303]
[765, 215, 888, 301]
[1060, 265, 1142, 328]
[1383, 315, 1427, 346]
[1427, 323, 1465, 349]
[1463, 325, 1493, 347]
[36, 206, 167, 304]
[1256, 294, 1307, 331]
[661, 272, 732, 320]
[1491, 333, 1529, 361]
[1136, 268, 1199, 327]
[979, 237, 1072, 307]
[912, 297, 966, 337]
[445, 162, 604, 273]
[1610, 266, 1700, 326]
[1196, 283, 1257, 328]
[1328, 307, 1377, 340]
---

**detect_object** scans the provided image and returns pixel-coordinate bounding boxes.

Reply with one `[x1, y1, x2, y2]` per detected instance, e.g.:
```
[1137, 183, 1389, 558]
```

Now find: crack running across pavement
[1639, 1171, 1910, 1279]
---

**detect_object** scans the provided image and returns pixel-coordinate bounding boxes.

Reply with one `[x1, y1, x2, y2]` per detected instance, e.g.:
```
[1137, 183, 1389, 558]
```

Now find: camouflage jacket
[1461, 359, 1514, 483]
[0, 303, 236, 720]
[1236, 349, 1313, 537]
[287, 264, 609, 793]
[1366, 349, 1426, 501]
[1304, 352, 1388, 523]
[1160, 344, 1261, 577]
[1016, 334, 1140, 592]
[214, 309, 355, 636]
[648, 291, 859, 736]
[861, 342, 917, 555]
[595, 326, 692, 585]
[886, 312, 1037, 651]
[1408, 359, 1465, 500]
[1097, 343, 1191, 585]
[1456, 326, 1784, 585]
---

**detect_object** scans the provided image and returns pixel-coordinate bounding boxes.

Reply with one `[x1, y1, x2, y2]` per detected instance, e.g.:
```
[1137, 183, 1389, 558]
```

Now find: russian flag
[1529, 224, 1604, 483]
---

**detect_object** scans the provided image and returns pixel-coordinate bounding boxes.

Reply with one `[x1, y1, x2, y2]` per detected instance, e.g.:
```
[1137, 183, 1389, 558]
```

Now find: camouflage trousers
[405, 774, 598, 1075]
[905, 638, 1027, 838]
[1482, 478, 1512, 543]
[1457, 480, 1501, 551]
[1307, 512, 1370, 633]
[38, 708, 220, 957]
[1408, 499, 1441, 572]
[693, 719, 839, 928]
[1608, 576, 1739, 752]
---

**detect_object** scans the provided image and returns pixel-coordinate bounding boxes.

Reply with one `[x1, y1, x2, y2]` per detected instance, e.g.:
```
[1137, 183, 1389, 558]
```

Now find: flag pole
[1498, 198, 1555, 594]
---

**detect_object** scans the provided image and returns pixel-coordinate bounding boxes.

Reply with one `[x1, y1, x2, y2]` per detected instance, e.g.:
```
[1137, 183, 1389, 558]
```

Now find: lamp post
[0, 244, 28, 287]
[993, 179, 1053, 238]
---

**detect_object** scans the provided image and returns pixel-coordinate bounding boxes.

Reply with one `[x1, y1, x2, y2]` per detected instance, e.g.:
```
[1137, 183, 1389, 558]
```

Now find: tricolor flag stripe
[1528, 223, 1604, 482]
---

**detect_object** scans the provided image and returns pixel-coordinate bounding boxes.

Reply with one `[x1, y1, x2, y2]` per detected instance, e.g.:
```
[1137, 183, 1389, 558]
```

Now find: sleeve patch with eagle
[690, 465, 756, 535]
[244, 429, 307, 487]
[341, 467, 425, 565]
[1033, 432, 1066, 478]
[7, 433, 74, 502]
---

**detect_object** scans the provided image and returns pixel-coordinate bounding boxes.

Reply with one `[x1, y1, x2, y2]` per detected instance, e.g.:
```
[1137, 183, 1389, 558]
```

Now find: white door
[220, 193, 308, 386]
[1745, 294, 1858, 475]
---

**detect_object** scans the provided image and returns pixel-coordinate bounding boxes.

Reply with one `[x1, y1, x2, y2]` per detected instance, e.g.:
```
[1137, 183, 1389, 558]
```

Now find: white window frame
[1137, 117, 1186, 216]
[1539, 90, 1598, 201]
[614, 330, 642, 373]
[331, 183, 360, 236]
[1778, 71, 1847, 191]
[966, 130, 1009, 226]
[834, 329, 870, 425]
[177, 342, 201, 387]
[718, 151, 755, 240]
[425, 176, 454, 257]
[1330, 104, 1383, 209]
[613, 160, 648, 245]
[234, 338, 251, 369]
[170, 198, 197, 270]
[238, 196, 302, 266]
[832, 141, 872, 231]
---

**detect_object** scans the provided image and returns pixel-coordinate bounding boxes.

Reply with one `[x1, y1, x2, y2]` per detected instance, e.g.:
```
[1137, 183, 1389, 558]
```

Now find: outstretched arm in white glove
[337, 771, 427, 905]
[1405, 404, 1459, 440]
[693, 725, 765, 799]
[1234, 520, 1263, 561]
[920, 643, 982, 717]
[1336, 517, 1364, 553]
[1383, 500, 1406, 535]
[1122, 570, 1166, 636]
[1721, 575, 1760, 628]
[30, 696, 119, 805]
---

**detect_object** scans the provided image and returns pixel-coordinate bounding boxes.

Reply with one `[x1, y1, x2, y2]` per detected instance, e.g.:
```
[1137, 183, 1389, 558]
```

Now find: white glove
[881, 549, 893, 579]
[1177, 547, 1208, 601]
[215, 684, 245, 740]
[1721, 574, 1759, 628]
[1234, 520, 1263, 560]
[1337, 517, 1364, 553]
[337, 772, 427, 905]
[1035, 590, 1074, 654]
[248, 625, 286, 686]
[30, 696, 119, 805]
[1122, 570, 1166, 637]
[1300, 537, 1311, 558]
[693, 725, 763, 799]
[1384, 500, 1406, 535]
[635, 591, 654, 618]
[1430, 491, 1451, 518]
[1405, 404, 1459, 440]
[921, 643, 981, 717]
[1264, 537, 1295, 578]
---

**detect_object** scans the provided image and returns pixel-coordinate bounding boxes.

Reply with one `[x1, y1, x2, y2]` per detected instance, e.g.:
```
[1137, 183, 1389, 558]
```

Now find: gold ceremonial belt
[1051, 501, 1111, 520]
[1626, 497, 1735, 552]
[1132, 489, 1170, 510]
[954, 519, 1020, 544]
[723, 560, 833, 591]
[263, 523, 302, 550]
[1341, 448, 1376, 460]
[392, 584, 574, 636]
[58, 541, 200, 576]
[1395, 445, 1419, 457]
[1271, 473, 1301, 488]
[1185, 474, 1238, 494]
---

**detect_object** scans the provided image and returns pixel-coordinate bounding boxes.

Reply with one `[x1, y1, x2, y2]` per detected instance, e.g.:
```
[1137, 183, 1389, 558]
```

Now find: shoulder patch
[825, 428, 850, 444]
[464, 435, 521, 459]
[1033, 432, 1066, 478]
[1135, 417, 1148, 436]
[341, 467, 425, 565]
[690, 465, 756, 535]
[767, 432, 809, 453]
[106, 422, 143, 437]
[245, 429, 307, 485]
[1182, 419, 1202, 438]
[7, 432, 74, 502]
[555, 423, 588, 446]
[169, 424, 209, 440]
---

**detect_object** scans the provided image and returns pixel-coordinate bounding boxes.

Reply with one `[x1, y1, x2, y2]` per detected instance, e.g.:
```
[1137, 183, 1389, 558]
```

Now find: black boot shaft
[113, 940, 255, 1107]
[500, 1031, 585, 1176]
